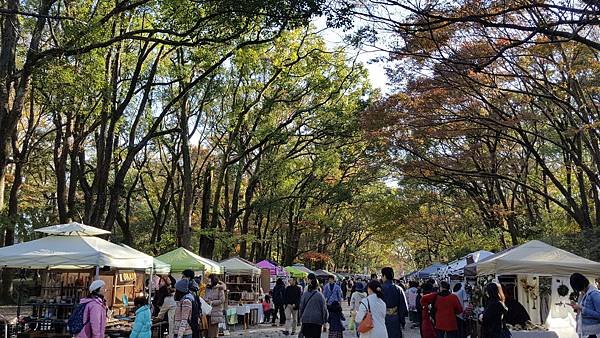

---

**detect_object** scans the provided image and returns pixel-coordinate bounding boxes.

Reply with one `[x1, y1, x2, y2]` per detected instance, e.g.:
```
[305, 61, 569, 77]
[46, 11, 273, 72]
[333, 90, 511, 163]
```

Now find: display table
[510, 330, 559, 338]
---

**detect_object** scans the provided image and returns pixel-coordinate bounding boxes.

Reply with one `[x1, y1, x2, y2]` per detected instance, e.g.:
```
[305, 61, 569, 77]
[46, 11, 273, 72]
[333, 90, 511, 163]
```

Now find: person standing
[452, 283, 467, 338]
[156, 287, 176, 338]
[284, 278, 302, 336]
[299, 279, 328, 338]
[380, 267, 408, 338]
[204, 275, 225, 338]
[341, 279, 349, 303]
[421, 281, 462, 338]
[419, 283, 436, 338]
[569, 273, 600, 338]
[76, 280, 108, 338]
[355, 280, 388, 338]
[272, 278, 287, 326]
[406, 281, 419, 327]
[480, 282, 509, 338]
[174, 280, 194, 338]
[130, 297, 152, 338]
[323, 275, 343, 306]
[350, 282, 367, 334]
[262, 295, 273, 323]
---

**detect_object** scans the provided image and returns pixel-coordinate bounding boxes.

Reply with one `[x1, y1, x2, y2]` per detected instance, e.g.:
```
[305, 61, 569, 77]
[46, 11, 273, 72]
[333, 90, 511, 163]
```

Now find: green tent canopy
[285, 266, 308, 278]
[155, 247, 206, 273]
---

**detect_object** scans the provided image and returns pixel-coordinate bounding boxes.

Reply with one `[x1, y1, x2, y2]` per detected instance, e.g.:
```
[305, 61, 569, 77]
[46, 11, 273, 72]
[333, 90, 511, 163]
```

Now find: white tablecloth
[233, 304, 264, 324]
[510, 330, 559, 338]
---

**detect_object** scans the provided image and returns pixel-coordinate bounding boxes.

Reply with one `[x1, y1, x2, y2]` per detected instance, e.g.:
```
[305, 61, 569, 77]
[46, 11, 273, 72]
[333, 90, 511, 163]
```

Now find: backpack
[67, 302, 89, 334]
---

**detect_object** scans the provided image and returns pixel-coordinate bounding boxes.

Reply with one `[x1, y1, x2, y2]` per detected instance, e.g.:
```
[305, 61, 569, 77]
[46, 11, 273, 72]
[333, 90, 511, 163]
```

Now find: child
[327, 301, 345, 338]
[262, 295, 273, 324]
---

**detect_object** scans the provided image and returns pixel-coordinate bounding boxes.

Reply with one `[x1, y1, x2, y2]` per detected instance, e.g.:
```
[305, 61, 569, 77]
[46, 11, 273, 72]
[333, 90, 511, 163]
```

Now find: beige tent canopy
[466, 240, 600, 276]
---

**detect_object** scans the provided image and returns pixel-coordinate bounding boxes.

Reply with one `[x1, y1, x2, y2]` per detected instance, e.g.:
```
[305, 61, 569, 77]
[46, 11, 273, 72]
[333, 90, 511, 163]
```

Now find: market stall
[285, 266, 308, 279]
[256, 260, 288, 290]
[220, 257, 261, 303]
[415, 263, 446, 280]
[314, 269, 335, 283]
[0, 223, 154, 336]
[155, 247, 224, 276]
[465, 240, 600, 338]
[441, 250, 493, 282]
[290, 263, 314, 276]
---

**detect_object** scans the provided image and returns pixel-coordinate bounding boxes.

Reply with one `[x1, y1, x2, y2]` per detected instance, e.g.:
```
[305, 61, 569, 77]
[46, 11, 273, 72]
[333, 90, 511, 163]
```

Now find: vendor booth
[415, 263, 446, 280]
[285, 266, 308, 279]
[291, 263, 314, 276]
[256, 260, 288, 290]
[442, 250, 493, 281]
[0, 223, 159, 337]
[220, 257, 261, 303]
[155, 247, 223, 276]
[465, 240, 600, 338]
[314, 269, 335, 283]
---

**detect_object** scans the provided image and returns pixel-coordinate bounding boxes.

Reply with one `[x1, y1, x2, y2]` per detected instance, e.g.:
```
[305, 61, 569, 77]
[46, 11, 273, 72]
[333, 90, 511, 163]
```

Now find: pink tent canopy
[256, 260, 288, 277]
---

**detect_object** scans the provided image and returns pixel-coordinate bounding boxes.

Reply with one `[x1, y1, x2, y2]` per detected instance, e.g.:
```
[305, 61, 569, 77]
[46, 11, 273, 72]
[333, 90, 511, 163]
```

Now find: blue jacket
[581, 287, 600, 326]
[323, 283, 343, 305]
[130, 305, 152, 338]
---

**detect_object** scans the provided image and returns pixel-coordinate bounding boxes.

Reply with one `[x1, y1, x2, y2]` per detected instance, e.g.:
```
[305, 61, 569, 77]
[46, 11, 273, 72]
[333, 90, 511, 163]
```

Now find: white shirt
[355, 294, 388, 338]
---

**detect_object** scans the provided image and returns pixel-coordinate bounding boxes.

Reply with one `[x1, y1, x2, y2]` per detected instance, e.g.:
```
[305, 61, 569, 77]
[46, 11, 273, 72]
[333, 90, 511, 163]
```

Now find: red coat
[421, 291, 463, 332]
[420, 305, 436, 338]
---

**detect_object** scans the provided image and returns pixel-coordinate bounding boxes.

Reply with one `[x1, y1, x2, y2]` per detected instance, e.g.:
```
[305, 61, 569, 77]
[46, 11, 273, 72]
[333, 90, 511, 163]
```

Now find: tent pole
[148, 266, 154, 302]
[95, 266, 99, 278]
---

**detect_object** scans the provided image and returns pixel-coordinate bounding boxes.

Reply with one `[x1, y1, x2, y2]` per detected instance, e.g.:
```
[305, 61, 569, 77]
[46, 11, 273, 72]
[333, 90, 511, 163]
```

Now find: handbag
[357, 299, 374, 333]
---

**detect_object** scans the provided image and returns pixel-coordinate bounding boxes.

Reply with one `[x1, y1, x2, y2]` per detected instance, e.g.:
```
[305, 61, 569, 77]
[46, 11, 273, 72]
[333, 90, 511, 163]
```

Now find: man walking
[283, 278, 302, 336]
[381, 267, 409, 338]
[323, 275, 343, 306]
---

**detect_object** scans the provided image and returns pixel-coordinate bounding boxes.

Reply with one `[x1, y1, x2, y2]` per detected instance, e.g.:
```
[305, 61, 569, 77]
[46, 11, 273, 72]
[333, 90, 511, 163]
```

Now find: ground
[227, 301, 420, 338]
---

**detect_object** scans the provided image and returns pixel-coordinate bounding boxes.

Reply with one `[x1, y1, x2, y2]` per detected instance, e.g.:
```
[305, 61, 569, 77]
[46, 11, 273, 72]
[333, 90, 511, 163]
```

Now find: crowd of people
[69, 267, 600, 338]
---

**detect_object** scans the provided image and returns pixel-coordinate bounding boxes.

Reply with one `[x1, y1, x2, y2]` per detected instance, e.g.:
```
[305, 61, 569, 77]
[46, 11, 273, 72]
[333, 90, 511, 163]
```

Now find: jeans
[174, 335, 193, 338]
[284, 305, 298, 332]
[436, 330, 459, 338]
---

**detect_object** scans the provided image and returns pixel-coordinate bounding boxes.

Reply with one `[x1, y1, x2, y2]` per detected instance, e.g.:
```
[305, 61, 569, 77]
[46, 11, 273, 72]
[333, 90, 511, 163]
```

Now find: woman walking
[355, 280, 388, 338]
[481, 282, 509, 338]
[204, 275, 226, 338]
[327, 301, 345, 338]
[299, 279, 329, 338]
[76, 280, 108, 338]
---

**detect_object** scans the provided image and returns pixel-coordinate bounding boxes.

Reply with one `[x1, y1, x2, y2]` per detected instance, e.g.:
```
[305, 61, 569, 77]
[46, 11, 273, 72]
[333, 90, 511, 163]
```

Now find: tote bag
[357, 299, 374, 333]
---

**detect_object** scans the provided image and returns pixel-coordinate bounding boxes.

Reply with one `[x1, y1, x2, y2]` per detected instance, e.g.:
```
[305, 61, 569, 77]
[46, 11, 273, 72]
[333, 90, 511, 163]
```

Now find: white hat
[89, 279, 106, 292]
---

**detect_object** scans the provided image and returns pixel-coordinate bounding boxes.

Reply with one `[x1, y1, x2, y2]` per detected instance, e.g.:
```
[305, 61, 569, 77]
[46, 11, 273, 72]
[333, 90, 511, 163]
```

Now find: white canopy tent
[220, 257, 261, 276]
[120, 244, 170, 274]
[35, 222, 111, 236]
[466, 240, 600, 276]
[0, 235, 154, 270]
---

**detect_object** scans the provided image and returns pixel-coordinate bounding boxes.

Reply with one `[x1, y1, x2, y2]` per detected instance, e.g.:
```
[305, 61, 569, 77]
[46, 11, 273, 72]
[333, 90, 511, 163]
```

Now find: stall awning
[291, 264, 314, 275]
[119, 244, 171, 275]
[416, 263, 446, 279]
[155, 247, 211, 274]
[465, 240, 600, 276]
[314, 269, 335, 277]
[220, 257, 261, 276]
[0, 235, 153, 270]
[35, 222, 111, 236]
[285, 266, 308, 278]
[256, 260, 288, 277]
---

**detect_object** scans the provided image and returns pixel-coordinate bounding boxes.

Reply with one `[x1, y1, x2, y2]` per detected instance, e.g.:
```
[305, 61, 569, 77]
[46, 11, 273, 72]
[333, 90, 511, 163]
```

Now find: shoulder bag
[357, 299, 374, 333]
